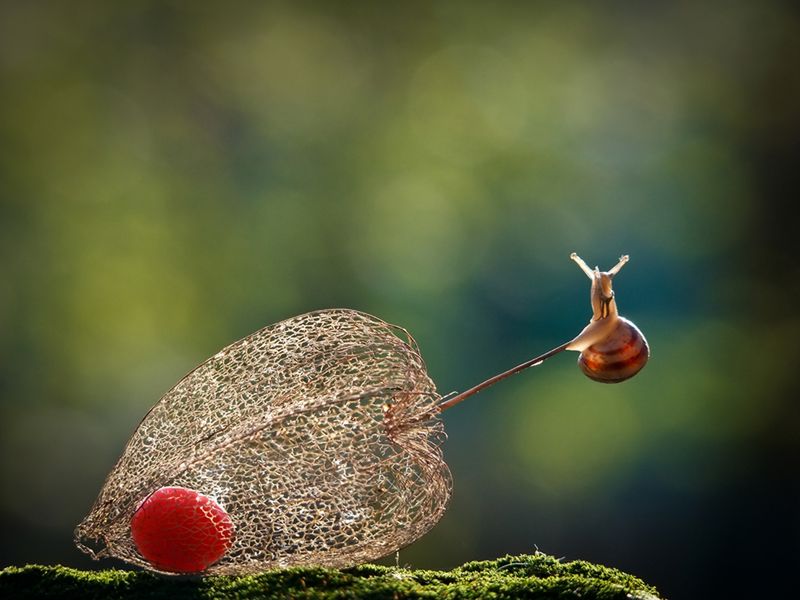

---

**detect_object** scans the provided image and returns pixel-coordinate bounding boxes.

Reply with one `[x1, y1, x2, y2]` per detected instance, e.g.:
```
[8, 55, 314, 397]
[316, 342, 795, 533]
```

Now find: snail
[76, 252, 649, 575]
[567, 253, 650, 383]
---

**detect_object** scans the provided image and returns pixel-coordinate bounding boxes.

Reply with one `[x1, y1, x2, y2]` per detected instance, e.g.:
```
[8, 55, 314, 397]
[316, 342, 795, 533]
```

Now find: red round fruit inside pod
[130, 486, 234, 573]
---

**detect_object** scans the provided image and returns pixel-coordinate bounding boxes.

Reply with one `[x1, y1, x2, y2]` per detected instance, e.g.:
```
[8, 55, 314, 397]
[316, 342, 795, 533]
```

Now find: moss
[0, 553, 662, 599]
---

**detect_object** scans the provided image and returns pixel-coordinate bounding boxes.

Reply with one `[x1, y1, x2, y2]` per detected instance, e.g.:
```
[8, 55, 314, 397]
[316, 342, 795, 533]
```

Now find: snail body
[566, 253, 649, 383]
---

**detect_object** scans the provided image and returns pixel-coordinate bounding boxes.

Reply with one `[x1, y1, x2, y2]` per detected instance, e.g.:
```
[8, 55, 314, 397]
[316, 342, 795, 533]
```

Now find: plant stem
[437, 342, 570, 412]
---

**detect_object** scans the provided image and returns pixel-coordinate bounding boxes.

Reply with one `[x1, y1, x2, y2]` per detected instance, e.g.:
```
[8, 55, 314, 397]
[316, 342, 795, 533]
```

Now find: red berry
[130, 486, 234, 573]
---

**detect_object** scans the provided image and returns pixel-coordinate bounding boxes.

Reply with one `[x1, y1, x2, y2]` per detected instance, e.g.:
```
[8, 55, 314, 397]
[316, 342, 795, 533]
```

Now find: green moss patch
[0, 553, 662, 599]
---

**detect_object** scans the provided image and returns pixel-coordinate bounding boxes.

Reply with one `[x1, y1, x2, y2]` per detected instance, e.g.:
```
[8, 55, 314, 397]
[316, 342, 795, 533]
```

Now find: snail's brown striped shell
[577, 317, 649, 383]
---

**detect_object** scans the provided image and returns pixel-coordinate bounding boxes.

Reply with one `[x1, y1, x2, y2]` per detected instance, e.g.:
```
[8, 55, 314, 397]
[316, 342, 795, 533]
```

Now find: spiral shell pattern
[578, 317, 649, 383]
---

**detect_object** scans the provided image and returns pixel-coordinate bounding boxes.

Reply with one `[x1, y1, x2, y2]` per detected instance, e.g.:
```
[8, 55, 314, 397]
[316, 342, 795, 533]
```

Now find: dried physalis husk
[75, 309, 452, 575]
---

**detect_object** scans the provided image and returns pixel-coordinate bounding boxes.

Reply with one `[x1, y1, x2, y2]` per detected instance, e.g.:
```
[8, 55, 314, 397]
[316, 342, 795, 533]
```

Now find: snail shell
[577, 317, 649, 383]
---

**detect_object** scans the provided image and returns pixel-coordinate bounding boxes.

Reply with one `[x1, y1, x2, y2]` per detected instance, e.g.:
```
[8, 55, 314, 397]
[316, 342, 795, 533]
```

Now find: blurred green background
[1, 1, 798, 598]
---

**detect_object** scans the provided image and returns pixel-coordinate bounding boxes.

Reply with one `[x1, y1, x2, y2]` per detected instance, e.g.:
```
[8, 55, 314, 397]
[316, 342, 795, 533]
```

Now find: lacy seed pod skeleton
[75, 253, 648, 574]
